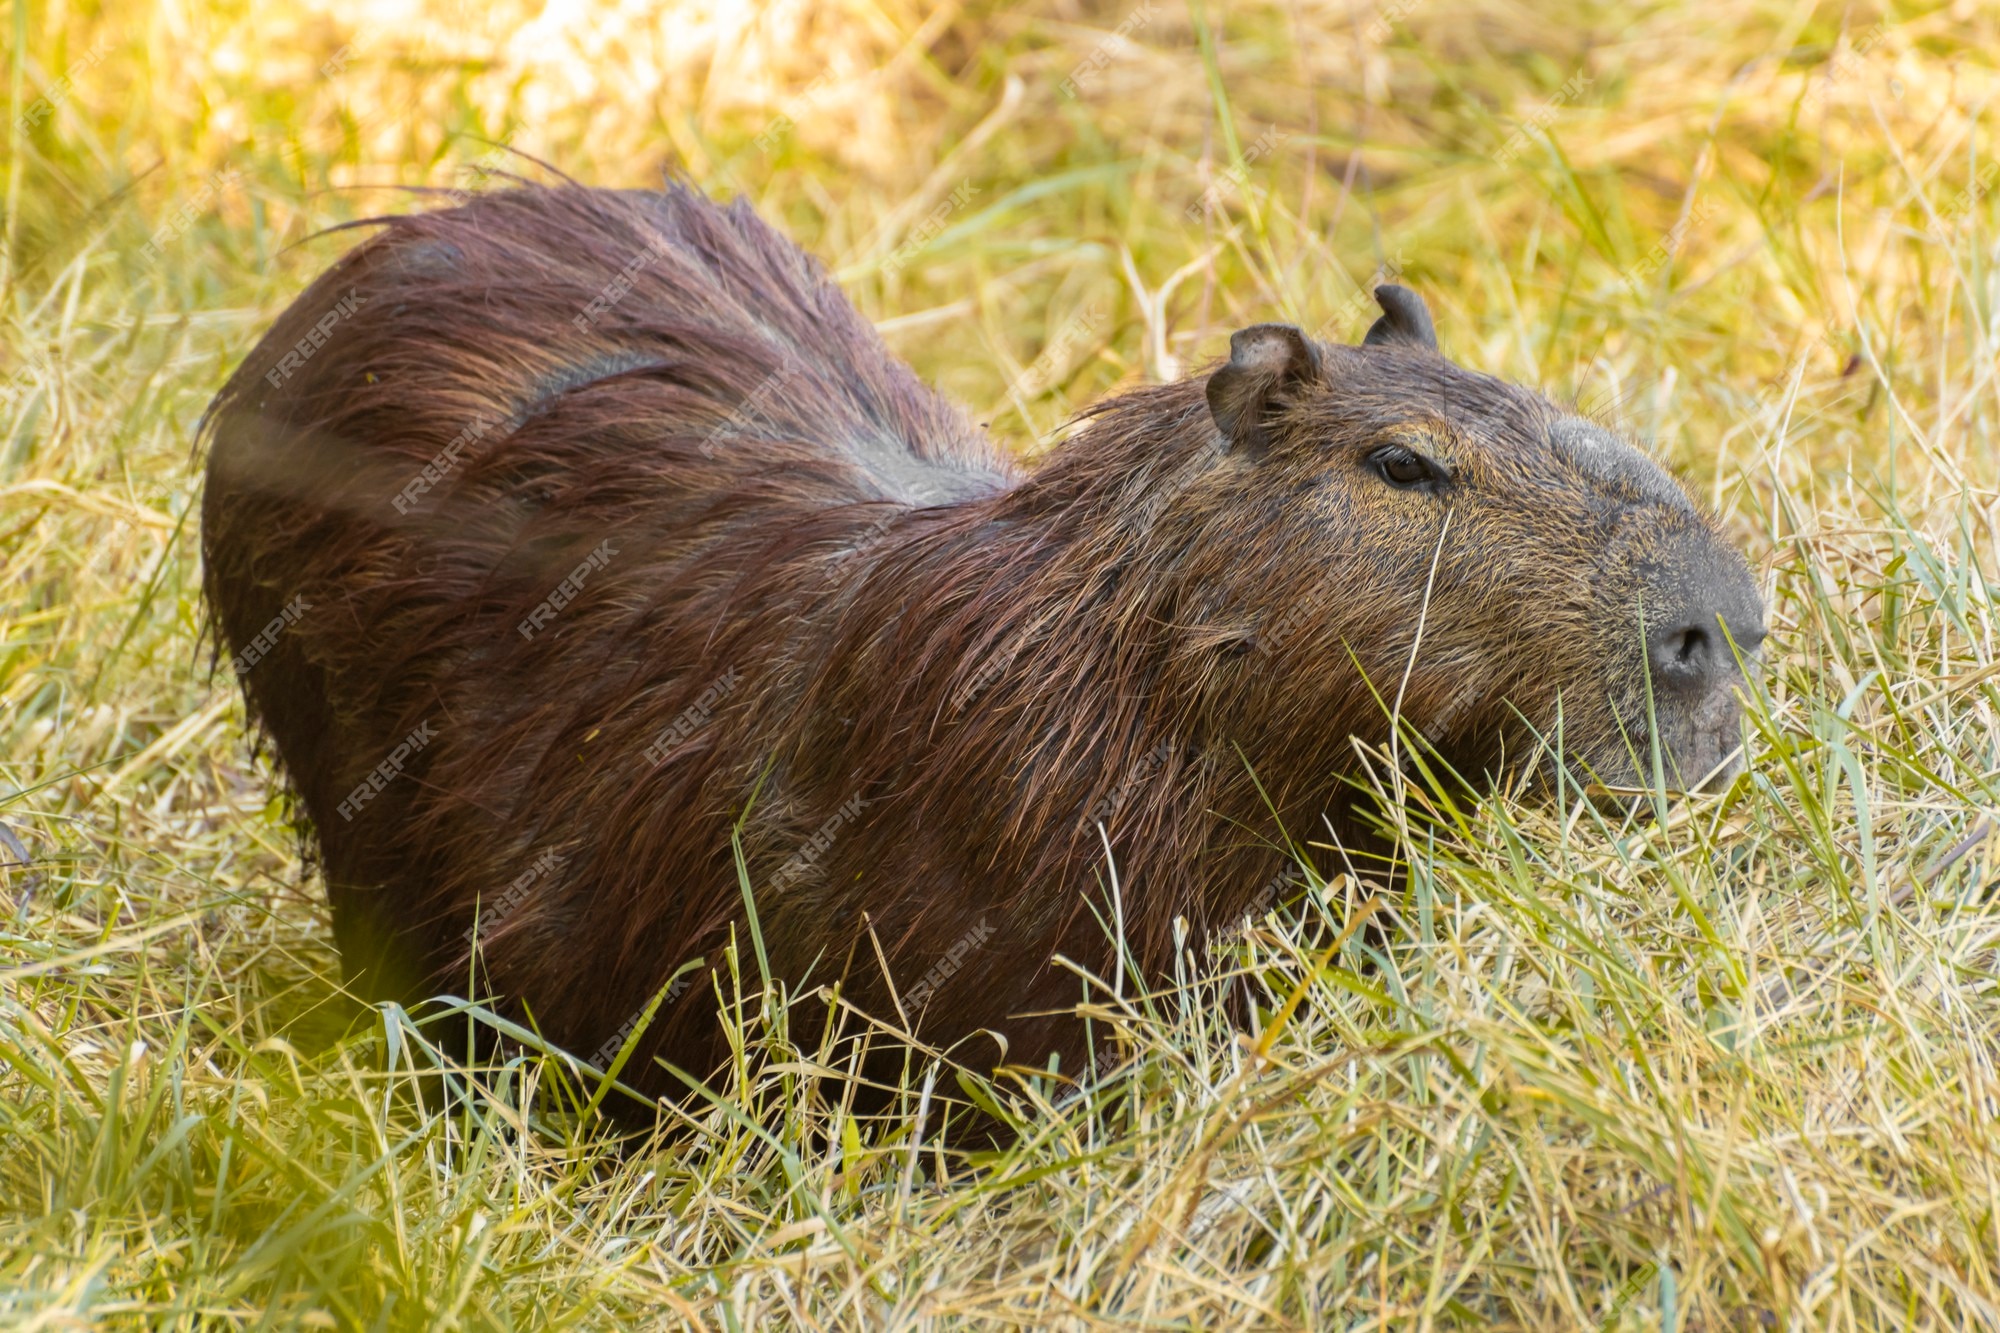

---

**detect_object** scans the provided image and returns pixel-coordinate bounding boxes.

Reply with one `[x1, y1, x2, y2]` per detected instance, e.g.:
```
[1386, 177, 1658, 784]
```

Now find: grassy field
[6, 0, 2000, 1325]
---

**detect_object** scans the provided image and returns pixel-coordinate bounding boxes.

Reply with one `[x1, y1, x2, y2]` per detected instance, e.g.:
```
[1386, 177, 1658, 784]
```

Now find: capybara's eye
[1368, 444, 1444, 489]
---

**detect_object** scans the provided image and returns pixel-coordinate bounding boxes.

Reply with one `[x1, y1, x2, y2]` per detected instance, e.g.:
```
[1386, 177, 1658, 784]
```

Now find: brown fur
[200, 182, 1763, 1115]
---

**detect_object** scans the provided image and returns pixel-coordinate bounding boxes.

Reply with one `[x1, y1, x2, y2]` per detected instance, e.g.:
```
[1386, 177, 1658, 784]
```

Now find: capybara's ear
[1362, 285, 1439, 353]
[1206, 322, 1321, 455]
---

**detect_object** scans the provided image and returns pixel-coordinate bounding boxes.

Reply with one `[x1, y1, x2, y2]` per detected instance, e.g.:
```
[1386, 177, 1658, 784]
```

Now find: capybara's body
[202, 182, 1763, 1112]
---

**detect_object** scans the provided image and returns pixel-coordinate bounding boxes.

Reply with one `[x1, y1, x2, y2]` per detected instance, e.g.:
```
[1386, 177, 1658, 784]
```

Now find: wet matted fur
[201, 182, 1763, 1117]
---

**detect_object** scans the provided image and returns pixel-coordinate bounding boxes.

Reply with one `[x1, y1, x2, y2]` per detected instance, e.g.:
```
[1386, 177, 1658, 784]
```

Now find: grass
[5, 0, 2000, 1325]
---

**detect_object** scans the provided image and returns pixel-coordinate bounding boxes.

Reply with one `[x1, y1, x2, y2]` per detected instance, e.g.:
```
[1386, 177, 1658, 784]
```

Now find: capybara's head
[1183, 286, 1766, 794]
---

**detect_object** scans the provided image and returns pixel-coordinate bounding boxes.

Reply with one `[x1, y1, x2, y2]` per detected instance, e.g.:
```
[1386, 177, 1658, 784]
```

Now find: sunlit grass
[6, 0, 2000, 1325]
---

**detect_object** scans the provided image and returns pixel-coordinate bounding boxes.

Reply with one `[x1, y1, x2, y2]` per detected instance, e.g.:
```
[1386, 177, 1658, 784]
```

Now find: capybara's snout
[1633, 525, 1767, 789]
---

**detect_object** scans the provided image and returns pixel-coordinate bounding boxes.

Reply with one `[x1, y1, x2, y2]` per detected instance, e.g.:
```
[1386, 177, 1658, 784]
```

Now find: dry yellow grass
[6, 0, 2000, 1326]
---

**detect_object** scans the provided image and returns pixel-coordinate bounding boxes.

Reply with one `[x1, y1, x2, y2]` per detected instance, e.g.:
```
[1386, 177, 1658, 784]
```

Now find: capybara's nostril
[1649, 605, 1765, 694]
[1649, 618, 1719, 691]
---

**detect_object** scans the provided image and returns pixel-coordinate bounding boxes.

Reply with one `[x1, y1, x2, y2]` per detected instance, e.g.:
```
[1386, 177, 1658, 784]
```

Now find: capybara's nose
[1647, 606, 1765, 695]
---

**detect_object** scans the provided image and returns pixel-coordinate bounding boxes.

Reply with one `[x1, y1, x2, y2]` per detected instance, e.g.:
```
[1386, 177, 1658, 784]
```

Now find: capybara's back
[202, 185, 1013, 1048]
[204, 181, 1764, 1121]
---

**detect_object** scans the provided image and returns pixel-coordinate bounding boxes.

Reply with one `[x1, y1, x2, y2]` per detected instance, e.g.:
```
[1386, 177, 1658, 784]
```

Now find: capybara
[200, 182, 1765, 1119]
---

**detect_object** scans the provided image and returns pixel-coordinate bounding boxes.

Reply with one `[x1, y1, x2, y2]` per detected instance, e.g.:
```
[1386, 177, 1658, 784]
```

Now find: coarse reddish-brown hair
[202, 181, 1762, 1122]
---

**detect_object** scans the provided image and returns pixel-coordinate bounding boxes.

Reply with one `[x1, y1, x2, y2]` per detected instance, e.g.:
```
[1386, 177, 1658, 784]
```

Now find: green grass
[6, 0, 2000, 1325]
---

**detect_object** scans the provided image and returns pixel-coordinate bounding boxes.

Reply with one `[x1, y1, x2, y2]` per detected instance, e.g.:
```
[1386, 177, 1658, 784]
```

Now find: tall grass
[5, 0, 2000, 1325]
